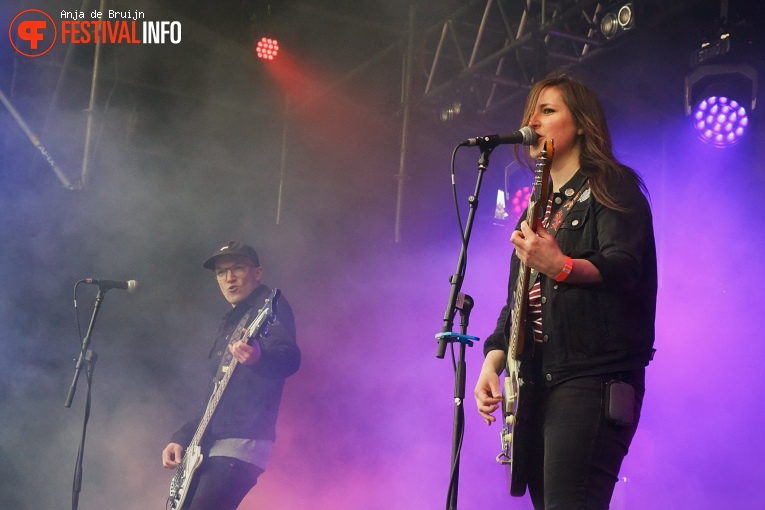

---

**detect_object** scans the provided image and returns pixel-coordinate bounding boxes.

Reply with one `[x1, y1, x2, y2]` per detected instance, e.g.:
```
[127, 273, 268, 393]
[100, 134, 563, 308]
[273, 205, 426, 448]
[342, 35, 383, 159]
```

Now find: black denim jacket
[171, 284, 301, 446]
[484, 168, 657, 386]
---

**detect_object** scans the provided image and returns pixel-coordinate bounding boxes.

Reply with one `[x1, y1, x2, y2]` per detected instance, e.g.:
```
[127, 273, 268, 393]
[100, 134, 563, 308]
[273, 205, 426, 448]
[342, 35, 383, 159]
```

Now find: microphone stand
[435, 144, 495, 510]
[435, 296, 477, 510]
[64, 286, 107, 510]
[70, 348, 98, 510]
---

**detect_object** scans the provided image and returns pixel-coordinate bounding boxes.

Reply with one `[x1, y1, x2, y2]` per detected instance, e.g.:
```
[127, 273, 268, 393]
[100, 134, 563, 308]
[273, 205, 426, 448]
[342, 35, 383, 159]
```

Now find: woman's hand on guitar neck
[474, 350, 506, 425]
[511, 220, 603, 284]
[511, 220, 567, 278]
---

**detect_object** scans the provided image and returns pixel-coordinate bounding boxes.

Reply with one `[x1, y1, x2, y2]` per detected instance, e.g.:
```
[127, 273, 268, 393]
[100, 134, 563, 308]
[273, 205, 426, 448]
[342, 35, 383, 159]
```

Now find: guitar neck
[185, 295, 275, 448]
[507, 228, 532, 361]
[506, 141, 552, 364]
[188, 356, 239, 447]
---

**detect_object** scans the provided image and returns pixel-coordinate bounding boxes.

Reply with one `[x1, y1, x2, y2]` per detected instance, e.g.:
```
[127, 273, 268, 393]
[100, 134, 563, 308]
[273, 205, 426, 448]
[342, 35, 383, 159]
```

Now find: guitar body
[168, 444, 203, 510]
[501, 356, 533, 496]
[496, 141, 553, 497]
[166, 289, 281, 510]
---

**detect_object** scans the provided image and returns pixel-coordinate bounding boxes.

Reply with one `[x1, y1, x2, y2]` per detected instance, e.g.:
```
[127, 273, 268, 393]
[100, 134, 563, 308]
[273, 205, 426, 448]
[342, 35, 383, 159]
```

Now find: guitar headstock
[243, 288, 281, 340]
[528, 139, 554, 231]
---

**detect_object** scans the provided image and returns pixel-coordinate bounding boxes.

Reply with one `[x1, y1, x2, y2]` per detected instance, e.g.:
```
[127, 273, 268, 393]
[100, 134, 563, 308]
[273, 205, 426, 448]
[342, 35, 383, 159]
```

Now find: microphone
[460, 125, 538, 147]
[83, 279, 138, 292]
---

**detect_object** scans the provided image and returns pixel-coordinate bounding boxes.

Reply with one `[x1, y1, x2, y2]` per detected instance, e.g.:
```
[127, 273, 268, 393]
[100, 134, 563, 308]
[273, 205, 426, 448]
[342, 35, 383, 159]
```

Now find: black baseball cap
[203, 241, 260, 269]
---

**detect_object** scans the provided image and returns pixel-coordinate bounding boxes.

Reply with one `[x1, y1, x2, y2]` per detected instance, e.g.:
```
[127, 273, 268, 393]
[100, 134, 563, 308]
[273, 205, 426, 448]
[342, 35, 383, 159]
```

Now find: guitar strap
[546, 178, 590, 236]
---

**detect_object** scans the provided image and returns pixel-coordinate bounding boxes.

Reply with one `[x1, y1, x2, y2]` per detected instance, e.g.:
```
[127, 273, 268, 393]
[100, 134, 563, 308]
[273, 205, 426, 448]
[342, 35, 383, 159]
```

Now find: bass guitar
[496, 140, 553, 496]
[167, 288, 281, 510]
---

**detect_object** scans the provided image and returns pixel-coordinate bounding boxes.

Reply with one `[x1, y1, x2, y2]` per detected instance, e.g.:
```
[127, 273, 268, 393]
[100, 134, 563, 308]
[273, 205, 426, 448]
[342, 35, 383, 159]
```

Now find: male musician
[162, 241, 301, 510]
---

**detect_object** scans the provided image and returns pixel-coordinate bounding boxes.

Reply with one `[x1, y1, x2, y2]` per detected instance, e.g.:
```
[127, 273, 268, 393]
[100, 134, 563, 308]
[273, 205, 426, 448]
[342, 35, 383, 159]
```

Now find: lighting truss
[412, 0, 696, 118]
[416, 0, 612, 116]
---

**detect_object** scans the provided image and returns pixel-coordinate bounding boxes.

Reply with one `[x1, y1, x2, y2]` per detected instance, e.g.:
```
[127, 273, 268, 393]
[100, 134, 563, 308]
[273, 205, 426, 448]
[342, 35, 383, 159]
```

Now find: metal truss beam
[413, 0, 703, 118]
[415, 0, 612, 116]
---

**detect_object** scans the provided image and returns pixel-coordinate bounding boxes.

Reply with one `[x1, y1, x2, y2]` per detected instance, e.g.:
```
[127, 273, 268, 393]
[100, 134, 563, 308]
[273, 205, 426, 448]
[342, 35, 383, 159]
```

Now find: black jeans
[526, 369, 644, 510]
[183, 456, 264, 510]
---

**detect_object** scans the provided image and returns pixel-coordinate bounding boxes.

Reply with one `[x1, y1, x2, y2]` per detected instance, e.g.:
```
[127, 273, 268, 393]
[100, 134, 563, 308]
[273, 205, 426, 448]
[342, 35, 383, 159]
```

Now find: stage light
[439, 101, 463, 123]
[509, 186, 532, 219]
[493, 162, 533, 227]
[493, 190, 508, 225]
[600, 2, 635, 41]
[255, 37, 280, 61]
[684, 63, 757, 148]
[494, 187, 532, 227]
[692, 96, 748, 147]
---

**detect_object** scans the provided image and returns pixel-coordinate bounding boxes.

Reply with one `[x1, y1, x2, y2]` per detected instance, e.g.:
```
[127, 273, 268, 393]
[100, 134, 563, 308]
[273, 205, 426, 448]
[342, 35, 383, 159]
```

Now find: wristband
[553, 256, 573, 282]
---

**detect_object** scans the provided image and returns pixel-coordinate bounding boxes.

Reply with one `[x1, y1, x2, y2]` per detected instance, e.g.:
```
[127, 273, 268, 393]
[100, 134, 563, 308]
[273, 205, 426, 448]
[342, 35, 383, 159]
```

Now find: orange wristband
[553, 256, 573, 282]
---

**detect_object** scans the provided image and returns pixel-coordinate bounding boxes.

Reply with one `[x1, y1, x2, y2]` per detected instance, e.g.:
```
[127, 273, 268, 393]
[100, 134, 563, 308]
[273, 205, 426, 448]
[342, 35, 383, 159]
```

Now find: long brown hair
[515, 74, 647, 211]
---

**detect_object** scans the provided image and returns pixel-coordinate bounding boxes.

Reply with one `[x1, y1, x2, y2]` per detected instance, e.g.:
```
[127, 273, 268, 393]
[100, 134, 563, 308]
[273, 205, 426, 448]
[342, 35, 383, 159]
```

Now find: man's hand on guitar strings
[162, 443, 183, 468]
[230, 340, 261, 366]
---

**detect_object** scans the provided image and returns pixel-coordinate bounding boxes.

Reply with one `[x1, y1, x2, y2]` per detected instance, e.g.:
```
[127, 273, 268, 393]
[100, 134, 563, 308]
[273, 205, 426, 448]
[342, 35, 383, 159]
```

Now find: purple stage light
[510, 186, 532, 218]
[692, 95, 749, 148]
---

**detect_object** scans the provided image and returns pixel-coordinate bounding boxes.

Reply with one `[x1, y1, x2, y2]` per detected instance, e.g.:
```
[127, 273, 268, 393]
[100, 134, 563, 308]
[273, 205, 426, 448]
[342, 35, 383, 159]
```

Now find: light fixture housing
[600, 2, 635, 41]
[684, 63, 758, 148]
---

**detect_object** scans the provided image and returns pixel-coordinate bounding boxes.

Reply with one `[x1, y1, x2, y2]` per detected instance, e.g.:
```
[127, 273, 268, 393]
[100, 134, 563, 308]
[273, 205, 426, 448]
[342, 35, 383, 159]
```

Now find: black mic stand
[436, 296, 477, 510]
[65, 286, 107, 510]
[436, 144, 495, 510]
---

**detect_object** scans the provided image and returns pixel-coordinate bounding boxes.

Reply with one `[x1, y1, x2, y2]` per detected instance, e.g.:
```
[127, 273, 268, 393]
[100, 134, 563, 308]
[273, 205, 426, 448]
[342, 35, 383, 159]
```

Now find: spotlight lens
[692, 95, 749, 147]
[617, 4, 634, 28]
[255, 36, 280, 60]
[511, 187, 532, 217]
[600, 13, 618, 39]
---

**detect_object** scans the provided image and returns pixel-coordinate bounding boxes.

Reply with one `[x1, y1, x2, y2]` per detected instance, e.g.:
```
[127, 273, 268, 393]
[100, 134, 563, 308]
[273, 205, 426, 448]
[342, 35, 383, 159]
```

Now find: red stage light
[255, 37, 279, 60]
